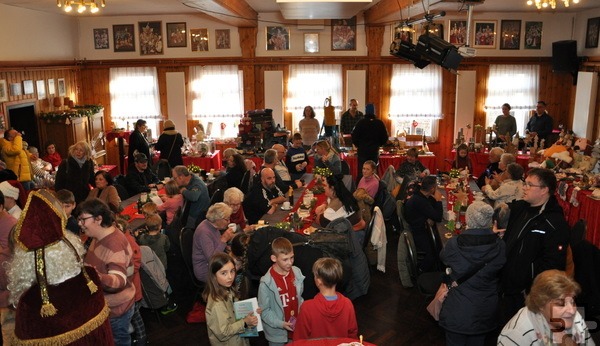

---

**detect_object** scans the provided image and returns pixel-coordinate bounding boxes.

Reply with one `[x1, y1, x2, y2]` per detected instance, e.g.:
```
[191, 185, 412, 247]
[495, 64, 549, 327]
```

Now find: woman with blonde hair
[314, 140, 342, 176]
[498, 270, 594, 345]
[55, 141, 95, 203]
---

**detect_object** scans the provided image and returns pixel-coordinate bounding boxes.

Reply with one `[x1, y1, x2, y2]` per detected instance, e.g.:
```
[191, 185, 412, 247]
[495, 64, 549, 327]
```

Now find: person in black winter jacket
[125, 153, 159, 196]
[499, 167, 569, 323]
[439, 201, 506, 346]
[351, 103, 388, 181]
[128, 119, 151, 167]
[154, 119, 183, 168]
[54, 141, 95, 204]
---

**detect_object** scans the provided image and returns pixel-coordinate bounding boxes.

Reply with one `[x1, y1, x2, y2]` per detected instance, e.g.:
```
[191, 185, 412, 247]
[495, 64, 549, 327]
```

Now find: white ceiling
[0, 0, 597, 22]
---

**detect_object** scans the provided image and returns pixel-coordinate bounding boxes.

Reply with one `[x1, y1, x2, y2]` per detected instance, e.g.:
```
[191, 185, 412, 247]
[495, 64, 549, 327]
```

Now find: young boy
[55, 189, 80, 236]
[136, 214, 170, 270]
[286, 133, 309, 181]
[293, 257, 358, 341]
[258, 237, 305, 346]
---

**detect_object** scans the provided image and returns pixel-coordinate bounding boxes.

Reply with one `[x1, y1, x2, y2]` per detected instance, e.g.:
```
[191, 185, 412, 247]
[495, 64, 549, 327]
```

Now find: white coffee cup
[282, 201, 291, 209]
[228, 223, 237, 232]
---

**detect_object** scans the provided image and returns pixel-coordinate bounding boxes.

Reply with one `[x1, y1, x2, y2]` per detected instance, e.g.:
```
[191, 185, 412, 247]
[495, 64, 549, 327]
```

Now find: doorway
[7, 102, 40, 150]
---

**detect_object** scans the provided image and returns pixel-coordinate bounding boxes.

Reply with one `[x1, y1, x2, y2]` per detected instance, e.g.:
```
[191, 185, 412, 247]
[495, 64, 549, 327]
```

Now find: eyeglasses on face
[524, 182, 544, 188]
[77, 216, 94, 223]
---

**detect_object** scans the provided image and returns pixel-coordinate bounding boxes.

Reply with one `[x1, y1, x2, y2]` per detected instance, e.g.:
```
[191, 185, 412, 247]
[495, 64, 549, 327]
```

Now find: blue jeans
[109, 304, 134, 346]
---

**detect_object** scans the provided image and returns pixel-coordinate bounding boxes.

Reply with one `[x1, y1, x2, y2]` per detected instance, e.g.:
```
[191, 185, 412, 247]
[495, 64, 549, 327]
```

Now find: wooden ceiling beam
[364, 0, 419, 25]
[185, 0, 258, 27]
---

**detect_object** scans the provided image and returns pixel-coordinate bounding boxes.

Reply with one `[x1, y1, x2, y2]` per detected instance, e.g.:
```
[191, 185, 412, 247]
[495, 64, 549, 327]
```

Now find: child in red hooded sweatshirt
[293, 257, 358, 340]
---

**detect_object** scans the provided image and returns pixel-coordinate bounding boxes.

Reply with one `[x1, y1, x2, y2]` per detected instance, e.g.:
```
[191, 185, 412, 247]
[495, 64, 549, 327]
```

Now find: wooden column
[239, 27, 257, 111]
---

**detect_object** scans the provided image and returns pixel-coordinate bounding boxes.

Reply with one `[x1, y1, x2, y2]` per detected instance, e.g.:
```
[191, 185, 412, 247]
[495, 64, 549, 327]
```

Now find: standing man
[499, 168, 569, 322]
[172, 165, 210, 228]
[351, 103, 388, 181]
[340, 99, 364, 135]
[526, 101, 553, 144]
[243, 168, 286, 225]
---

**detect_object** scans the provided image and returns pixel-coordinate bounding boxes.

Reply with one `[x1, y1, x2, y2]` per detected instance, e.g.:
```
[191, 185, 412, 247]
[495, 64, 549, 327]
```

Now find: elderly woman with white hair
[55, 141, 95, 203]
[482, 163, 524, 207]
[438, 201, 506, 346]
[192, 202, 236, 283]
[223, 187, 250, 231]
[27, 146, 55, 188]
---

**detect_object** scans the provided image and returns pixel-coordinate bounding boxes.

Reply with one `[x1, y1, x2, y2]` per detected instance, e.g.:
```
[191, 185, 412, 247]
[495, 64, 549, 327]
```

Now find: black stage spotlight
[415, 34, 463, 71]
[390, 38, 430, 69]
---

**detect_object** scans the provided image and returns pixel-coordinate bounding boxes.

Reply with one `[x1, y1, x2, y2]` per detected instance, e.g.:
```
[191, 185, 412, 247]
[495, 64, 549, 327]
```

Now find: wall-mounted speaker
[552, 40, 579, 73]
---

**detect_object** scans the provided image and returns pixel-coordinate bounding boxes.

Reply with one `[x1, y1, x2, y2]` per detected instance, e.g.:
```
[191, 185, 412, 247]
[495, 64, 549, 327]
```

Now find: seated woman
[357, 160, 379, 199]
[315, 175, 366, 244]
[225, 153, 247, 190]
[41, 141, 62, 170]
[488, 152, 516, 189]
[313, 140, 342, 176]
[223, 187, 248, 231]
[498, 270, 594, 345]
[482, 163, 524, 207]
[396, 147, 430, 182]
[85, 170, 121, 213]
[452, 143, 472, 173]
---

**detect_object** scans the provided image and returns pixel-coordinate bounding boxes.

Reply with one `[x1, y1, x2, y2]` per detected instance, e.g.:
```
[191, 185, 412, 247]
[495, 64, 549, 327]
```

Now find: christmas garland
[40, 105, 104, 121]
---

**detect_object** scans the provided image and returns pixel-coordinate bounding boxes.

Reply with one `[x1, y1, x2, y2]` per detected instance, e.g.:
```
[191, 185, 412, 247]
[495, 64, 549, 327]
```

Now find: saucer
[280, 206, 292, 211]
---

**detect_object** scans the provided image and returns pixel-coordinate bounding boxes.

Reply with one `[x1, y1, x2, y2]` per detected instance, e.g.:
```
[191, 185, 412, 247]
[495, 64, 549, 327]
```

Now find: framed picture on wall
[524, 21, 542, 49]
[190, 28, 209, 51]
[57, 78, 66, 97]
[266, 26, 290, 51]
[10, 83, 21, 97]
[0, 80, 8, 102]
[47, 78, 55, 96]
[331, 17, 356, 50]
[304, 33, 319, 53]
[215, 29, 231, 49]
[167, 22, 187, 48]
[392, 24, 414, 44]
[500, 20, 521, 50]
[36, 80, 46, 100]
[585, 17, 600, 49]
[448, 20, 467, 46]
[23, 80, 34, 95]
[139, 21, 163, 55]
[420, 22, 443, 39]
[93, 28, 109, 49]
[472, 20, 497, 49]
[113, 24, 135, 52]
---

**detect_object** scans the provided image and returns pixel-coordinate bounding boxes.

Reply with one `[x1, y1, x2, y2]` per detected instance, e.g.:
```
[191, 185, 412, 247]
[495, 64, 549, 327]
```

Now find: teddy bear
[353, 188, 374, 225]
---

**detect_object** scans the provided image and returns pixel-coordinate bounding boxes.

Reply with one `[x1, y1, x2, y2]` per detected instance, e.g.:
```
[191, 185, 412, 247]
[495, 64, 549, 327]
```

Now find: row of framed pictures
[0, 78, 66, 102]
[95, 17, 359, 54]
[95, 22, 232, 53]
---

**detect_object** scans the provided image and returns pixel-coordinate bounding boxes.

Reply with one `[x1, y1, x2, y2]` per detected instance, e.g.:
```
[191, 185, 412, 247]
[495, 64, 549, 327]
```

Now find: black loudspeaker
[552, 40, 579, 72]
[415, 34, 463, 70]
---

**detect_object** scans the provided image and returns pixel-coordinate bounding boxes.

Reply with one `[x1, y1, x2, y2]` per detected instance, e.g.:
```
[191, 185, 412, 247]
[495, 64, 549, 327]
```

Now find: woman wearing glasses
[192, 202, 236, 283]
[498, 270, 594, 345]
[78, 199, 136, 346]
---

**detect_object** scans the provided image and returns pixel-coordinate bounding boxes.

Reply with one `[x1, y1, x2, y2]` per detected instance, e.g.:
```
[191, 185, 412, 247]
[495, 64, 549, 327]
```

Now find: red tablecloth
[555, 185, 600, 248]
[182, 150, 222, 172]
[106, 130, 132, 142]
[284, 178, 327, 233]
[96, 165, 118, 177]
[287, 338, 375, 346]
[450, 150, 530, 178]
[341, 154, 436, 179]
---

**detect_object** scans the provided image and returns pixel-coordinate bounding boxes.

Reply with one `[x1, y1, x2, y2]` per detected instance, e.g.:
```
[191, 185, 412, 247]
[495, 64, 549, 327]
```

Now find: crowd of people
[0, 98, 597, 346]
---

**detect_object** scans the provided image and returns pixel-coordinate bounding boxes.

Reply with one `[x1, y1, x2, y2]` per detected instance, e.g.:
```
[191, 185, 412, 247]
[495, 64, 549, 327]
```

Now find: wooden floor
[141, 230, 599, 345]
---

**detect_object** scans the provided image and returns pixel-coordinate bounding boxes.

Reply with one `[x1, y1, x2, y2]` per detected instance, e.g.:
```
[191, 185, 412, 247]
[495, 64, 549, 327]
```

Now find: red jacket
[293, 292, 358, 341]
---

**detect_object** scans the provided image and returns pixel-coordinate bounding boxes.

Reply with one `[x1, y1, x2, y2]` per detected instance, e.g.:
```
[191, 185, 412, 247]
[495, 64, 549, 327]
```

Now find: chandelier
[526, 0, 579, 9]
[57, 0, 106, 13]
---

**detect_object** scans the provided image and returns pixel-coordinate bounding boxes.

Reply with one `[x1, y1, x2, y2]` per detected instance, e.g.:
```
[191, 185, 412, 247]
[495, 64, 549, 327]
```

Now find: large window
[109, 67, 161, 137]
[287, 64, 343, 133]
[189, 65, 244, 138]
[389, 65, 442, 139]
[485, 64, 539, 137]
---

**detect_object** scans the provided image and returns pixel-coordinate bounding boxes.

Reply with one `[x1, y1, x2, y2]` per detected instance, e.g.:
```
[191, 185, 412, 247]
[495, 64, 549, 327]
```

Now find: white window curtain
[484, 64, 539, 136]
[389, 64, 442, 138]
[287, 64, 343, 132]
[109, 67, 161, 121]
[189, 65, 244, 138]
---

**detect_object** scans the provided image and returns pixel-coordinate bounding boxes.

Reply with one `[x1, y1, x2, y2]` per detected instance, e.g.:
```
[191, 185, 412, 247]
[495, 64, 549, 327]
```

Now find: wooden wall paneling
[474, 65, 489, 130]
[538, 64, 573, 131]
[365, 26, 385, 120]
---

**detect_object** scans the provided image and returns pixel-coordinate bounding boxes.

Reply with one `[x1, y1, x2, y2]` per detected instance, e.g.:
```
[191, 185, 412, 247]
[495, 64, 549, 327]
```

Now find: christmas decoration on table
[187, 163, 202, 174]
[313, 167, 333, 178]
[448, 168, 461, 179]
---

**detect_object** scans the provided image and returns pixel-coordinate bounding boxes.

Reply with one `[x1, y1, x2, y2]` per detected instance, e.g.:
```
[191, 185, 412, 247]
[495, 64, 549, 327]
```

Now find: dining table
[450, 149, 531, 178]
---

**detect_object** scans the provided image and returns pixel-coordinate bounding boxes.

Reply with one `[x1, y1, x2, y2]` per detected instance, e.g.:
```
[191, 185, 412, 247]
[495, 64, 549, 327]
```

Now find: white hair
[7, 231, 86, 305]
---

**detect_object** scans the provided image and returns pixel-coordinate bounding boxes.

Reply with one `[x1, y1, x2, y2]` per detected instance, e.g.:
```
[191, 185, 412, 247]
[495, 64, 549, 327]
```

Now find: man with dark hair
[125, 153, 159, 196]
[404, 175, 443, 272]
[526, 101, 553, 144]
[499, 167, 569, 322]
[351, 103, 388, 181]
[340, 99, 364, 135]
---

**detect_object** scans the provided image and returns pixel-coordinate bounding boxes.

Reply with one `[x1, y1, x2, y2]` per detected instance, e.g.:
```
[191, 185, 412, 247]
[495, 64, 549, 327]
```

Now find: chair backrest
[155, 159, 172, 180]
[396, 200, 411, 232]
[114, 183, 130, 201]
[341, 160, 350, 175]
[426, 221, 444, 270]
[179, 227, 196, 277]
[363, 206, 378, 250]
[209, 188, 224, 205]
[571, 219, 587, 248]
[403, 230, 419, 281]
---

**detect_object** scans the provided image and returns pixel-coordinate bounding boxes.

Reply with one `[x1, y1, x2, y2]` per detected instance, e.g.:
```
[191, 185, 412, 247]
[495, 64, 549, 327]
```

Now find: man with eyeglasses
[499, 167, 569, 323]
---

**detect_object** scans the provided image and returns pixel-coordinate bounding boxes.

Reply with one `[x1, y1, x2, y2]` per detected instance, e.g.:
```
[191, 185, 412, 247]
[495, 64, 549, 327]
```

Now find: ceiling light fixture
[526, 0, 580, 10]
[57, 0, 105, 14]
